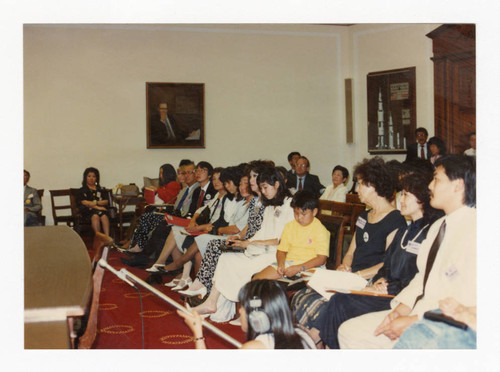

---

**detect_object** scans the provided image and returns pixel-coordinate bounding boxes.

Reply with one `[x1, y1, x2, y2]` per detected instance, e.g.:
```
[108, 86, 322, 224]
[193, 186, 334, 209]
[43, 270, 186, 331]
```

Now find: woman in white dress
[178, 279, 315, 349]
[319, 165, 349, 202]
[191, 167, 294, 321]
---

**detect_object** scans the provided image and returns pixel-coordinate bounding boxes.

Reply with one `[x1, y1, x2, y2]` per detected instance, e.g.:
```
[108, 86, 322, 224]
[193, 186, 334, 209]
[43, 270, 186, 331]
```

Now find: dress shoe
[172, 278, 192, 292]
[164, 278, 180, 287]
[178, 286, 207, 298]
[185, 293, 209, 307]
[145, 264, 165, 273]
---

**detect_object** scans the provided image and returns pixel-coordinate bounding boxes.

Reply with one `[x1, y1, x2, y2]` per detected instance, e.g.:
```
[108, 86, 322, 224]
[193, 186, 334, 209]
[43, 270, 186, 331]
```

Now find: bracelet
[194, 336, 205, 341]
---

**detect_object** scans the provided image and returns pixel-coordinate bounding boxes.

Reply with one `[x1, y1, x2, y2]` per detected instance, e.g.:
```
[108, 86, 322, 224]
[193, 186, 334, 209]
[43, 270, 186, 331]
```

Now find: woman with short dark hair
[76, 167, 110, 235]
[292, 157, 407, 332]
[320, 165, 349, 202]
[428, 136, 447, 165]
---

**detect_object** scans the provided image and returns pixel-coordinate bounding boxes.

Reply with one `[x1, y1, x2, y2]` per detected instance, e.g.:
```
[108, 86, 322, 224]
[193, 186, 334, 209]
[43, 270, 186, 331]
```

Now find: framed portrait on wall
[367, 67, 416, 154]
[146, 82, 205, 149]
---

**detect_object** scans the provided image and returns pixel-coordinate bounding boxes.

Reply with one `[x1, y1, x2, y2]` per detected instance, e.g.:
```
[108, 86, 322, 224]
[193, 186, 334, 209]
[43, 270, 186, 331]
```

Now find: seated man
[338, 155, 476, 349]
[24, 170, 42, 227]
[254, 189, 329, 280]
[286, 156, 325, 198]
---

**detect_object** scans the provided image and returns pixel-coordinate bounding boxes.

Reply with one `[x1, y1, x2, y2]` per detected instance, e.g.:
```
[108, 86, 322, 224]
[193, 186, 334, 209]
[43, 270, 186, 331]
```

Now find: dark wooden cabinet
[427, 24, 475, 154]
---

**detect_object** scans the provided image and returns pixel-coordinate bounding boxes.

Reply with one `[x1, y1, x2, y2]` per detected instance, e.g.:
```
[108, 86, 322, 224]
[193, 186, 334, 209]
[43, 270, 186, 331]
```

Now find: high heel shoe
[145, 264, 165, 273]
[157, 266, 183, 275]
[164, 278, 180, 287]
[171, 278, 192, 292]
[178, 286, 207, 298]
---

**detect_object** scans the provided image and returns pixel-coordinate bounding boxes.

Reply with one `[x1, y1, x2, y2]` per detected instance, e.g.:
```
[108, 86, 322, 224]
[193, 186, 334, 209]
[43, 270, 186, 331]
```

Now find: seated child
[254, 190, 330, 280]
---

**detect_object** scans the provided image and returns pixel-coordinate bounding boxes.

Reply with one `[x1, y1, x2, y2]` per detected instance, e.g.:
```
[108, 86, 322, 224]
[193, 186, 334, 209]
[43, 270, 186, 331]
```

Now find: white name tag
[356, 217, 367, 229]
[406, 241, 421, 255]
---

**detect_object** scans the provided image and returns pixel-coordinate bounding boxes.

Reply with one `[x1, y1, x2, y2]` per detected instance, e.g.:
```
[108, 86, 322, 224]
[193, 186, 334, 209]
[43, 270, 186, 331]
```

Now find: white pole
[98, 259, 242, 348]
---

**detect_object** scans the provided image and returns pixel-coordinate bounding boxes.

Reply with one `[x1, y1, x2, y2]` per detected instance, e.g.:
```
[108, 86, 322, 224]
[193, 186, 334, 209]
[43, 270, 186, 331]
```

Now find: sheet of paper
[307, 268, 368, 300]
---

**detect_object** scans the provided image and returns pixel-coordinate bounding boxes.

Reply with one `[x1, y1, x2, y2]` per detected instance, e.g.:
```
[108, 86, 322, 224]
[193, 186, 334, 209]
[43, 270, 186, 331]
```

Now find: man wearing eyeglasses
[286, 156, 325, 198]
[405, 127, 431, 161]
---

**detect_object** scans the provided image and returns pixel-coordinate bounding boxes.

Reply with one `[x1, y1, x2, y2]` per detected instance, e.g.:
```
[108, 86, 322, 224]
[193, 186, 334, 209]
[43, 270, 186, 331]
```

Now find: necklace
[400, 223, 429, 249]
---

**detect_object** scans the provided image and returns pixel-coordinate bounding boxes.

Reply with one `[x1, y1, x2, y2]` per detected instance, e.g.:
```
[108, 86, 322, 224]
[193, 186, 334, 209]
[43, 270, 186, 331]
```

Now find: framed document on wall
[146, 82, 205, 149]
[367, 67, 416, 154]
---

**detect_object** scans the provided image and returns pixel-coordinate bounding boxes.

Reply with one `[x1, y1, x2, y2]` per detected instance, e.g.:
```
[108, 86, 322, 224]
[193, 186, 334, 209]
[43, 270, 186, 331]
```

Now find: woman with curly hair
[291, 157, 407, 332]
[309, 172, 444, 348]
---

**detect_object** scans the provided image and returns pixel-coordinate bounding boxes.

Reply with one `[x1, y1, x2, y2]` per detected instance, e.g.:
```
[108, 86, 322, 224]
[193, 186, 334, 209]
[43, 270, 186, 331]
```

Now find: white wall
[24, 23, 438, 225]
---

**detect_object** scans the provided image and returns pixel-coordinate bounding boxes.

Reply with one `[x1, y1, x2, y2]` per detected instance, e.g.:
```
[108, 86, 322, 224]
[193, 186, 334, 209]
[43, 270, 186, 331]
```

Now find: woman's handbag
[120, 184, 140, 197]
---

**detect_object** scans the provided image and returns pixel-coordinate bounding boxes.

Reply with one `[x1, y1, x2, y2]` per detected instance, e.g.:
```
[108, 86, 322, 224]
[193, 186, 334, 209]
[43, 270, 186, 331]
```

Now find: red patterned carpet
[86, 241, 246, 349]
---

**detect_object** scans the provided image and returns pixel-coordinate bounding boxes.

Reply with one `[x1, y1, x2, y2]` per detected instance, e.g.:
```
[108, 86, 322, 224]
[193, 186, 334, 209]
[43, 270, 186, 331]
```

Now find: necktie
[416, 220, 446, 302]
[197, 189, 205, 209]
[164, 118, 176, 140]
[420, 145, 425, 159]
[298, 178, 303, 191]
[175, 188, 189, 211]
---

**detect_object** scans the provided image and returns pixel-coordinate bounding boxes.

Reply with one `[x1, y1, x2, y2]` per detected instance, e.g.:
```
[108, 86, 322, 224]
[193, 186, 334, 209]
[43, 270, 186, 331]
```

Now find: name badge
[406, 241, 421, 255]
[445, 265, 459, 280]
[356, 217, 367, 229]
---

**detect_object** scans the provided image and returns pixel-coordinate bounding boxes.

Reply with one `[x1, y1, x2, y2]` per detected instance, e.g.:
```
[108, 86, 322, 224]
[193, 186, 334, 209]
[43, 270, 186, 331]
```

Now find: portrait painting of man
[146, 83, 205, 148]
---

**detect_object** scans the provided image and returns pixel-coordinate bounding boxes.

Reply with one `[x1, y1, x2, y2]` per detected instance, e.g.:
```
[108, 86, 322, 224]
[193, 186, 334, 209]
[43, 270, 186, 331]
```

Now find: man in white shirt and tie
[405, 127, 430, 161]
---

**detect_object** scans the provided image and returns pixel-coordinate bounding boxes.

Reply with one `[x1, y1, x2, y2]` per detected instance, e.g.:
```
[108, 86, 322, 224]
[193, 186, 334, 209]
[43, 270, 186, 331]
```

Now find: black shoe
[120, 255, 149, 268]
[184, 293, 208, 307]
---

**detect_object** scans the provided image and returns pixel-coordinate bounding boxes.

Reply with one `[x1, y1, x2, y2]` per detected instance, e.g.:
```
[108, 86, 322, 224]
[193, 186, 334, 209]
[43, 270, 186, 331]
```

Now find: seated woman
[428, 136, 447, 166]
[177, 279, 315, 349]
[178, 160, 271, 299]
[158, 166, 252, 290]
[191, 167, 294, 322]
[76, 167, 111, 236]
[394, 297, 476, 349]
[119, 163, 180, 252]
[319, 165, 349, 202]
[291, 157, 406, 331]
[145, 167, 229, 274]
[311, 172, 444, 348]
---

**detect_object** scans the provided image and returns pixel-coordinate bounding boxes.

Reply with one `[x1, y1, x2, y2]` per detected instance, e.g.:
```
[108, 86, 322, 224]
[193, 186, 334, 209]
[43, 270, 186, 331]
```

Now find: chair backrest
[49, 189, 74, 226]
[331, 201, 366, 235]
[36, 189, 45, 224]
[318, 199, 334, 216]
[346, 193, 362, 204]
[318, 214, 345, 269]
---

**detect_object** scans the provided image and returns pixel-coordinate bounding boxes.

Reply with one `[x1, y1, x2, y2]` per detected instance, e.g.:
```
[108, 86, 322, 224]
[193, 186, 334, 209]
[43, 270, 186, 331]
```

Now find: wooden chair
[36, 189, 46, 226]
[318, 214, 345, 269]
[331, 201, 366, 236]
[346, 193, 362, 204]
[49, 189, 75, 226]
[318, 199, 335, 216]
[69, 188, 118, 239]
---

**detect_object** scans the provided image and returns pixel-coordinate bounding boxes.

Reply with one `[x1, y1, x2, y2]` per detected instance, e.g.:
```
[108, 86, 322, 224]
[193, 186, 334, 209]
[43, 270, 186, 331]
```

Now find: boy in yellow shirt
[254, 190, 330, 280]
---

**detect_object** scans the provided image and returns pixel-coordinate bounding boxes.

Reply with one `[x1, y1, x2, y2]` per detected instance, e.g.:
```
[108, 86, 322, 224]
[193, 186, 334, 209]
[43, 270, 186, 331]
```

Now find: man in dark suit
[405, 127, 430, 161]
[286, 156, 325, 198]
[149, 102, 188, 146]
[187, 161, 217, 216]
[286, 151, 301, 181]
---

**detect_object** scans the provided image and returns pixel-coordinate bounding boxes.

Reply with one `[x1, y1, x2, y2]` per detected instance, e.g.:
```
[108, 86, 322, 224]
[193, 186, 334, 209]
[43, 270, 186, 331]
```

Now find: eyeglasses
[296, 164, 308, 168]
[195, 168, 208, 173]
[416, 133, 427, 138]
[177, 171, 186, 175]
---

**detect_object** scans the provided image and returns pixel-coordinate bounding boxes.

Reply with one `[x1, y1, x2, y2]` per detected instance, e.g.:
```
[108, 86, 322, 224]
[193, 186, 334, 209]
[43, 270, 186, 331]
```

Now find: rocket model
[388, 112, 394, 149]
[376, 88, 385, 149]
